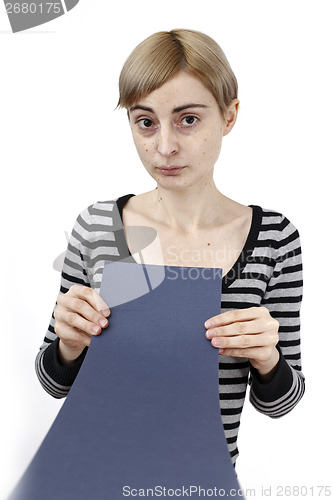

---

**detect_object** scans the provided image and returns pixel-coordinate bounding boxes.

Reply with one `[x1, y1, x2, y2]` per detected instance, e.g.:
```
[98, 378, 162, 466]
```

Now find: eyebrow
[129, 103, 208, 114]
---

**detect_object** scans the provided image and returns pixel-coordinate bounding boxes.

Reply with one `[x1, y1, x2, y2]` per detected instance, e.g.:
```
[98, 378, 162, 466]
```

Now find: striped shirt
[35, 194, 305, 465]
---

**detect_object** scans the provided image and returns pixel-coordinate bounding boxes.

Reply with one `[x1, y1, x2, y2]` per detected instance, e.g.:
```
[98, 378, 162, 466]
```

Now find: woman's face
[128, 72, 237, 191]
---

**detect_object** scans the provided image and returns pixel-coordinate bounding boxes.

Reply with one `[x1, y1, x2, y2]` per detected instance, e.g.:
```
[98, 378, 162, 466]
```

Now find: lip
[156, 166, 186, 176]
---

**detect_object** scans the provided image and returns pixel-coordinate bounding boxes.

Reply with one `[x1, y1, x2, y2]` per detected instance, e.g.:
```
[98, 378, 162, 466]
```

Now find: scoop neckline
[116, 194, 262, 290]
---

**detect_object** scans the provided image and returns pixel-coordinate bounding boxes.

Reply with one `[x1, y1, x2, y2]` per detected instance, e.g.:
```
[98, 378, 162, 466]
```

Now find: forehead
[131, 72, 216, 112]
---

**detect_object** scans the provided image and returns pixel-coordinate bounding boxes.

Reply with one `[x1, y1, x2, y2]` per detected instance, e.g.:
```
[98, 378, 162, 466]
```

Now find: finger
[57, 294, 109, 330]
[206, 318, 267, 339]
[218, 346, 274, 362]
[211, 332, 275, 350]
[205, 307, 262, 329]
[54, 321, 93, 349]
[68, 285, 111, 316]
[55, 304, 106, 336]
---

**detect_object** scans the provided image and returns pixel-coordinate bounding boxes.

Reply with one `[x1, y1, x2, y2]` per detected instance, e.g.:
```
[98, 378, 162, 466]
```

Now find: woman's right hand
[54, 285, 111, 365]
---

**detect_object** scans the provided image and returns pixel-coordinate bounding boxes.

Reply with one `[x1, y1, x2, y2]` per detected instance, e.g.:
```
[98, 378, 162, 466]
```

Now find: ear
[223, 99, 240, 136]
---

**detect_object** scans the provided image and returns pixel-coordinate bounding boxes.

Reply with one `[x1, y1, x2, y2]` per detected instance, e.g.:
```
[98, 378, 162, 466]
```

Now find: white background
[1, 1, 332, 499]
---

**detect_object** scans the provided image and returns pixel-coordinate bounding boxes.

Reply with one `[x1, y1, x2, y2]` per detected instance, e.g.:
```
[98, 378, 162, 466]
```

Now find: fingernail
[213, 338, 222, 347]
[99, 318, 108, 328]
[92, 325, 101, 334]
[101, 308, 110, 317]
[205, 320, 213, 328]
[206, 329, 215, 338]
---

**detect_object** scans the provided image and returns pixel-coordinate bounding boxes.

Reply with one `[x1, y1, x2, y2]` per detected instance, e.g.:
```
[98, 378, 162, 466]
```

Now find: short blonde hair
[117, 29, 238, 119]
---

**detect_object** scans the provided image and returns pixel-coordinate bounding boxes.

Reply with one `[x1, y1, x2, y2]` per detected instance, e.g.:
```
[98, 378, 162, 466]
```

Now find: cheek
[196, 134, 222, 164]
[132, 133, 147, 153]
[133, 137, 156, 165]
[140, 141, 155, 155]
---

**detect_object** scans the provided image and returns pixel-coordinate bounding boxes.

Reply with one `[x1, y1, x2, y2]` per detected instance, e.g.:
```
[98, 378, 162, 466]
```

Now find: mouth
[156, 166, 186, 176]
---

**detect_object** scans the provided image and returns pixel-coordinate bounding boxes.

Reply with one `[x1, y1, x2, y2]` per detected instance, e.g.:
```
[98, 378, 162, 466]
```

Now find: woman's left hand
[205, 307, 280, 380]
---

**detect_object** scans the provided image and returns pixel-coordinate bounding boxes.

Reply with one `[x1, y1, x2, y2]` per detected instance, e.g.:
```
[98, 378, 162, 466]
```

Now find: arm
[35, 205, 110, 398]
[205, 214, 305, 417]
[248, 216, 305, 417]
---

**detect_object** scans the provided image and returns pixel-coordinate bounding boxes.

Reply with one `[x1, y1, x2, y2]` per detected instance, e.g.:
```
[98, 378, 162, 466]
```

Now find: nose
[157, 125, 179, 157]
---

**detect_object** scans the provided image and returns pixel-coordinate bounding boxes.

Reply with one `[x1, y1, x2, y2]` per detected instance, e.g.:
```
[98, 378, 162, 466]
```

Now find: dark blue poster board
[11, 263, 244, 499]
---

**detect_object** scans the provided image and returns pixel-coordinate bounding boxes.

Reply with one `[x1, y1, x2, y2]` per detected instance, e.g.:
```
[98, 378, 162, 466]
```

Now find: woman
[35, 29, 305, 466]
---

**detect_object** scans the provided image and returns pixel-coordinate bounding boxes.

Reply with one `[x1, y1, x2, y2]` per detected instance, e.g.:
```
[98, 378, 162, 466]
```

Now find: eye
[137, 118, 154, 129]
[180, 115, 198, 127]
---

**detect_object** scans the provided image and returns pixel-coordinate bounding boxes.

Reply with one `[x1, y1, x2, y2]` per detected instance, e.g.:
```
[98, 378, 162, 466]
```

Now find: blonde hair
[117, 29, 238, 120]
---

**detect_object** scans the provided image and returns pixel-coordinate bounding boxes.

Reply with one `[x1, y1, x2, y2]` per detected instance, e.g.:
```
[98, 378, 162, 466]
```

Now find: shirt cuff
[42, 337, 88, 387]
[249, 345, 294, 403]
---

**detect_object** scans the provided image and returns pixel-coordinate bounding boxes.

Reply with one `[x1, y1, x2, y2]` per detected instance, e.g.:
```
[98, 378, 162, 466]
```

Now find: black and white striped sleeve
[249, 212, 305, 417]
[35, 206, 93, 398]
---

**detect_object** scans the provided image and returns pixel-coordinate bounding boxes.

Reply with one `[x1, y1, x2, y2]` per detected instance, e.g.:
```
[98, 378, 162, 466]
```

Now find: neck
[152, 181, 227, 233]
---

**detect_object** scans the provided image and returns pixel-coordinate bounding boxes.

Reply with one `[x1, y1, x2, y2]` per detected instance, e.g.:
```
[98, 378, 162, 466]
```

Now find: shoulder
[78, 199, 118, 223]
[256, 206, 301, 256]
[75, 195, 134, 227]
[259, 207, 300, 235]
[71, 196, 131, 244]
